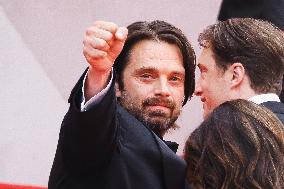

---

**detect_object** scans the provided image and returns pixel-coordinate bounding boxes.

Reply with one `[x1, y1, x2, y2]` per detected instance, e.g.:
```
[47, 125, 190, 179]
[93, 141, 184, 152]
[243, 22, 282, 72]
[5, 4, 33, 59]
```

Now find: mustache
[142, 97, 175, 109]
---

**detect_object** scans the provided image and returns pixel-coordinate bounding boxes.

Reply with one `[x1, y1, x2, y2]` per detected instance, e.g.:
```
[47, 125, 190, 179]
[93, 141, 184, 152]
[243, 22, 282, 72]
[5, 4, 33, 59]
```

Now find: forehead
[126, 40, 185, 72]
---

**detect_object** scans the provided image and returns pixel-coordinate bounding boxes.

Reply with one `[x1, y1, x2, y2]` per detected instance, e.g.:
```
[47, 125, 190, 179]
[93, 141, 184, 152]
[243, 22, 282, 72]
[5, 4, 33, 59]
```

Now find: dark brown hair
[198, 18, 284, 95]
[185, 99, 284, 189]
[114, 20, 196, 105]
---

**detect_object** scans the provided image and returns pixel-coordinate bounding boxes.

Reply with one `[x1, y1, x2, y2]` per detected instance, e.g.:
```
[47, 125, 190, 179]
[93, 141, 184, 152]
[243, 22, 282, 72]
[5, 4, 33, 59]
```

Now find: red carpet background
[0, 183, 46, 189]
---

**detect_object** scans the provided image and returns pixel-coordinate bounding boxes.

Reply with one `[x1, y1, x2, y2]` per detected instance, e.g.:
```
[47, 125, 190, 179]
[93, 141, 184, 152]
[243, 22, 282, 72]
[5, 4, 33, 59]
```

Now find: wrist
[84, 66, 112, 101]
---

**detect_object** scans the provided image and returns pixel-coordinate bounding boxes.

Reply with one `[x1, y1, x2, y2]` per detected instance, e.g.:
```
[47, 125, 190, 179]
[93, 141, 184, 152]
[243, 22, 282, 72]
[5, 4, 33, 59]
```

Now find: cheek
[125, 78, 152, 94]
[207, 89, 226, 108]
[172, 88, 185, 104]
[207, 88, 221, 103]
[199, 78, 209, 91]
[203, 77, 221, 94]
[124, 85, 151, 103]
[198, 82, 210, 97]
[135, 85, 153, 97]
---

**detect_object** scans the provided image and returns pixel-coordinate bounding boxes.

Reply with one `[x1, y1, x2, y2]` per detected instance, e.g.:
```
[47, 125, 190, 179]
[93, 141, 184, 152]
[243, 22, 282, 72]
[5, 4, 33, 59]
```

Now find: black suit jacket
[261, 101, 284, 123]
[48, 71, 188, 189]
[217, 0, 284, 30]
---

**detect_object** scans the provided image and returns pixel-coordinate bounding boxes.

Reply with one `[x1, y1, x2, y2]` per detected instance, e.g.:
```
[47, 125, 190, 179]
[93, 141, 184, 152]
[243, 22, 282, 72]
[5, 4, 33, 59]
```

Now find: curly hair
[185, 99, 284, 189]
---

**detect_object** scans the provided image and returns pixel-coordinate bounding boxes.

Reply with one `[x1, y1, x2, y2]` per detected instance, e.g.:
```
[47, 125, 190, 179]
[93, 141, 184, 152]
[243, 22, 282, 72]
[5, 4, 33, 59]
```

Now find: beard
[119, 91, 182, 137]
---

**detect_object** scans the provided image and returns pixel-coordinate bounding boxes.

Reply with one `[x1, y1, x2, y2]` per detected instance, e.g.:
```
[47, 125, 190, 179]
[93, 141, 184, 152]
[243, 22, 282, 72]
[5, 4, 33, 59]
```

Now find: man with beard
[48, 20, 196, 189]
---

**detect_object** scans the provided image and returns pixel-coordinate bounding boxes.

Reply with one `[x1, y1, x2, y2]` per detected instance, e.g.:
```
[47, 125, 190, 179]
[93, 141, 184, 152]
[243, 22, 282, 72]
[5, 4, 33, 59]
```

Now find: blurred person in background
[217, 0, 284, 102]
[194, 18, 284, 123]
[185, 99, 284, 189]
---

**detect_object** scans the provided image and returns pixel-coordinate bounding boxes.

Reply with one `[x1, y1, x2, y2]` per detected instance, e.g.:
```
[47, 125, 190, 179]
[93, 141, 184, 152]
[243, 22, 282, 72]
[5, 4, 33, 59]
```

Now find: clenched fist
[83, 21, 128, 73]
[82, 21, 128, 101]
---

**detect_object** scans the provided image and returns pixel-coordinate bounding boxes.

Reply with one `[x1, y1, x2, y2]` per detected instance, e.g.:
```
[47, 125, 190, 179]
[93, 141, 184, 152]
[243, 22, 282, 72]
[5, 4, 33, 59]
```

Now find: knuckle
[83, 36, 90, 45]
[85, 27, 94, 35]
[99, 39, 107, 47]
[82, 46, 90, 55]
[104, 32, 113, 41]
[94, 20, 102, 26]
[83, 46, 88, 51]
[109, 22, 118, 29]
[93, 38, 104, 48]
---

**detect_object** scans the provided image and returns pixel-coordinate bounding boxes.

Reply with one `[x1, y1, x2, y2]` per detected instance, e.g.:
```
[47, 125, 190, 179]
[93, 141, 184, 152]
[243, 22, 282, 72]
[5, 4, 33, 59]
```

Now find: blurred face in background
[194, 47, 231, 118]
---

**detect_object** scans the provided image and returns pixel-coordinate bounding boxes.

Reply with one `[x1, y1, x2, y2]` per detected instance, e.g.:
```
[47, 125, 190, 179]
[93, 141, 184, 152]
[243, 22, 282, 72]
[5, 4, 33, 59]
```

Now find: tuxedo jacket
[48, 71, 189, 189]
[261, 101, 284, 124]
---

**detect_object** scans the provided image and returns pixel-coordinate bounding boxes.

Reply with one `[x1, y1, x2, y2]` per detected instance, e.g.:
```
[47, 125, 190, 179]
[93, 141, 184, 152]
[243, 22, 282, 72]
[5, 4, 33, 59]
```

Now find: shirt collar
[248, 93, 280, 104]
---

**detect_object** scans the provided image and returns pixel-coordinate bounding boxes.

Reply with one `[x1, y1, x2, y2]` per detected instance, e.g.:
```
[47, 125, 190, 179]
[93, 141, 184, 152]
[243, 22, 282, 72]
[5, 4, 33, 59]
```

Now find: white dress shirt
[248, 93, 280, 104]
[81, 69, 113, 111]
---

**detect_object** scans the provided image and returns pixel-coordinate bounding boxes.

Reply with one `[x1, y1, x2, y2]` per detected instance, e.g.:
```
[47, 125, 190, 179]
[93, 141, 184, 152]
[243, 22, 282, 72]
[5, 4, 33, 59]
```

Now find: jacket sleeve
[55, 69, 118, 175]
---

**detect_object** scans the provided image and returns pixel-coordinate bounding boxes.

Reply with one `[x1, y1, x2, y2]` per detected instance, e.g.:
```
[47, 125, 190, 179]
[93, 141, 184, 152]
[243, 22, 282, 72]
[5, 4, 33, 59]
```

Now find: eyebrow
[133, 67, 158, 74]
[170, 71, 185, 77]
[133, 67, 185, 75]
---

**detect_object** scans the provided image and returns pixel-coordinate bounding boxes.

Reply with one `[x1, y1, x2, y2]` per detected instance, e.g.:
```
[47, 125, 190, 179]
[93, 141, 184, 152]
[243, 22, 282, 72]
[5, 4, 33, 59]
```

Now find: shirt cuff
[81, 69, 113, 111]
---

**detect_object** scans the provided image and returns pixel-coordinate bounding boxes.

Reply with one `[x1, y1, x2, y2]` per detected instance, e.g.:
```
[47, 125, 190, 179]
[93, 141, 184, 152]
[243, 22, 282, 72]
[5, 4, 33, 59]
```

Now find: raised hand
[82, 21, 128, 100]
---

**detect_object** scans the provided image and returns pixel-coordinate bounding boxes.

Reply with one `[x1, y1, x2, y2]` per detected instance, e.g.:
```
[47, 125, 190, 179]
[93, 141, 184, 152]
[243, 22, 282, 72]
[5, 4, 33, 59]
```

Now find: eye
[169, 75, 184, 86]
[140, 73, 153, 79]
[138, 73, 156, 82]
[169, 76, 181, 82]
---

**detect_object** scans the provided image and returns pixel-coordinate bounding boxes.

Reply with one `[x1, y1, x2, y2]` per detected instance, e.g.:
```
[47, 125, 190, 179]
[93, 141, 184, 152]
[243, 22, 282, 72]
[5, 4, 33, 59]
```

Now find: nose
[154, 77, 171, 97]
[194, 79, 202, 96]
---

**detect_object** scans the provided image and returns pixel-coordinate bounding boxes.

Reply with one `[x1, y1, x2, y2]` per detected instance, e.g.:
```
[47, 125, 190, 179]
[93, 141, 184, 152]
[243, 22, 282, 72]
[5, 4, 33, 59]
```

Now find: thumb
[115, 27, 128, 41]
[107, 27, 128, 61]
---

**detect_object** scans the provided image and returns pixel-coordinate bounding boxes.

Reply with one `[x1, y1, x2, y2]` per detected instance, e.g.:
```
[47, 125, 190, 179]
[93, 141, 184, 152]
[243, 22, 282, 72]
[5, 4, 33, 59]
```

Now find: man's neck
[230, 88, 257, 101]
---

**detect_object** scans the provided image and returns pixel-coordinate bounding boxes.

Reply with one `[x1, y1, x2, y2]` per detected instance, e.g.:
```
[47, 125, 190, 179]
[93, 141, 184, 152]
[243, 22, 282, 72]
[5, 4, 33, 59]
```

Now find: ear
[115, 81, 122, 97]
[229, 63, 245, 88]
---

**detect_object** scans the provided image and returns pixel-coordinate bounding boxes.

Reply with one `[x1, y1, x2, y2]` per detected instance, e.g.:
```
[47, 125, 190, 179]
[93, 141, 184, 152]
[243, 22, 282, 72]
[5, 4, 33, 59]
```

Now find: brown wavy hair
[185, 99, 284, 189]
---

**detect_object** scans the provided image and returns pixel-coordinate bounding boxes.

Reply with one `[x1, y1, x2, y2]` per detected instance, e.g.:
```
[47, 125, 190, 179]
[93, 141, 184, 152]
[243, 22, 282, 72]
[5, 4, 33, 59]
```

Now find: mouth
[145, 104, 171, 111]
[200, 97, 206, 110]
[143, 98, 175, 111]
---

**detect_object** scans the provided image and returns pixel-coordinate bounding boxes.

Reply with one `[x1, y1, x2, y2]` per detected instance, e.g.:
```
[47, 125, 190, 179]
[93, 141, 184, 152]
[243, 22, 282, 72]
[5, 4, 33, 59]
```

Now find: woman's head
[185, 99, 284, 189]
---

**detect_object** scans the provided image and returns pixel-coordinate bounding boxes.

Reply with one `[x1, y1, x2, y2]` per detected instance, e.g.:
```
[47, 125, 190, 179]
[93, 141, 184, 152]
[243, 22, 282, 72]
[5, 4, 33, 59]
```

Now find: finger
[84, 51, 113, 72]
[94, 21, 118, 34]
[115, 27, 128, 41]
[84, 53, 104, 66]
[107, 27, 128, 60]
[83, 36, 110, 51]
[107, 39, 126, 61]
[86, 27, 113, 41]
[83, 45, 107, 60]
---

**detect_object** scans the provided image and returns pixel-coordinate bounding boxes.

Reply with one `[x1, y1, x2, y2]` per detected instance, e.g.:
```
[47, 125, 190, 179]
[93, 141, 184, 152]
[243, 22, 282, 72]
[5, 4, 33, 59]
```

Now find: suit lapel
[152, 134, 187, 189]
